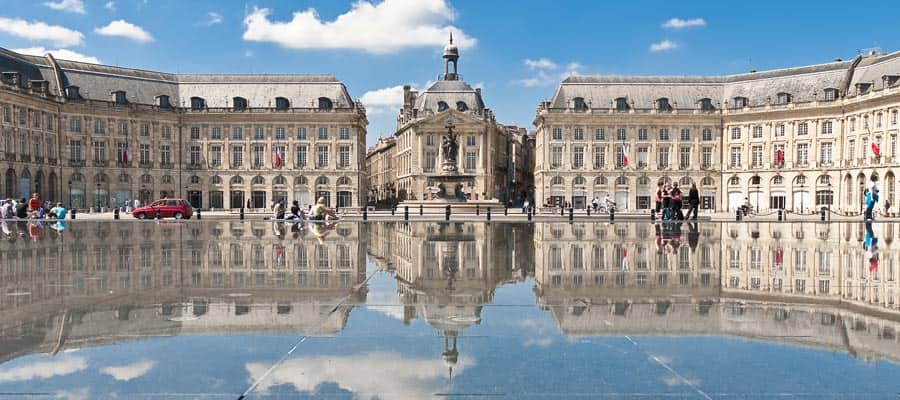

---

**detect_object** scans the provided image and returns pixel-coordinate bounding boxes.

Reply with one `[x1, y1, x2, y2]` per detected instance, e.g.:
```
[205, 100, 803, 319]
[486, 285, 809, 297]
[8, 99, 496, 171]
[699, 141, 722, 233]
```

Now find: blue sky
[1, 0, 899, 147]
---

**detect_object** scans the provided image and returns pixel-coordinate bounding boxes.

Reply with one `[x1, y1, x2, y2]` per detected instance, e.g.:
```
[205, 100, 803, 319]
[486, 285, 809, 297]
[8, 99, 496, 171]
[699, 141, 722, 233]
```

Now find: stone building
[534, 50, 900, 213]
[371, 38, 511, 203]
[0, 47, 367, 210]
[364, 136, 396, 206]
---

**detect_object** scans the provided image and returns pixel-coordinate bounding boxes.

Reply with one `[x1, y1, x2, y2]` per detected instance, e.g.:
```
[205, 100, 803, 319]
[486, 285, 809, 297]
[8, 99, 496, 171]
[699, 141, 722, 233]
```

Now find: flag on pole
[621, 144, 629, 167]
[621, 248, 628, 270]
[122, 137, 129, 163]
[872, 142, 881, 157]
[775, 148, 784, 166]
[274, 146, 283, 168]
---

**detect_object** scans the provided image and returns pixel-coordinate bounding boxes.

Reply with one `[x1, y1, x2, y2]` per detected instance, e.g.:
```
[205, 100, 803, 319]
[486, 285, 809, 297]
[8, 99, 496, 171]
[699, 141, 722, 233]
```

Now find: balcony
[19, 154, 30, 163]
[139, 161, 154, 168]
[47, 158, 57, 165]
[187, 163, 203, 170]
[93, 160, 108, 167]
[116, 161, 132, 168]
[68, 159, 85, 167]
[160, 163, 175, 169]
[33, 156, 44, 164]
[679, 164, 691, 170]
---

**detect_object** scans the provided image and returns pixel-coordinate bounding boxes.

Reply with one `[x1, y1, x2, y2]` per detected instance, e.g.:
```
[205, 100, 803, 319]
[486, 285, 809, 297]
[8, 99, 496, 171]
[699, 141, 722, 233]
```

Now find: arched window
[637, 176, 650, 185]
[211, 176, 222, 185]
[594, 176, 607, 185]
[771, 175, 784, 185]
[437, 101, 449, 112]
[615, 176, 628, 185]
[456, 101, 468, 112]
[140, 174, 151, 184]
[680, 176, 692, 185]
[573, 176, 586, 185]
[698, 98, 714, 111]
[573, 97, 587, 111]
[337, 176, 351, 185]
[615, 97, 629, 112]
[729, 176, 740, 185]
[118, 173, 130, 183]
[818, 175, 831, 185]
[294, 176, 307, 185]
[701, 177, 715, 186]
[750, 176, 761, 185]
[162, 175, 173, 184]
[318, 97, 333, 110]
[794, 175, 807, 185]
[316, 176, 329, 186]
[189, 175, 201, 184]
[657, 97, 671, 112]
[230, 176, 243, 185]
[190, 97, 205, 110]
[273, 175, 286, 185]
[251, 176, 265, 185]
[95, 174, 108, 183]
[233, 97, 248, 110]
[550, 176, 564, 185]
[275, 97, 290, 110]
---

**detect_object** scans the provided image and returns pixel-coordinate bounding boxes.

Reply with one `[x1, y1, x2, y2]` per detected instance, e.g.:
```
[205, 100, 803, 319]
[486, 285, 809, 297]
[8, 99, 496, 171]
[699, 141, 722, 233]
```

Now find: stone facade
[364, 136, 396, 205]
[0, 48, 367, 210]
[535, 50, 900, 213]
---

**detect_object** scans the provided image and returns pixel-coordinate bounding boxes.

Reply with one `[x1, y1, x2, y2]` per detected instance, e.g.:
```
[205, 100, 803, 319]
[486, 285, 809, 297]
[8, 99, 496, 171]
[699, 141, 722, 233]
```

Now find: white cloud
[361, 85, 406, 116]
[0, 356, 87, 382]
[55, 388, 90, 400]
[42, 0, 86, 14]
[242, 0, 476, 54]
[517, 58, 582, 87]
[104, 1, 115, 11]
[246, 352, 473, 400]
[650, 40, 678, 52]
[204, 12, 223, 26]
[100, 360, 156, 381]
[13, 47, 101, 64]
[0, 17, 84, 47]
[94, 20, 153, 43]
[662, 18, 706, 29]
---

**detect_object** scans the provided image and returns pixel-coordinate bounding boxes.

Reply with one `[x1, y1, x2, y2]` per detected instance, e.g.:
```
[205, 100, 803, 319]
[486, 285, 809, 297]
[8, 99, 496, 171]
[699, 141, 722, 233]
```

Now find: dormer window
[775, 92, 791, 105]
[456, 101, 468, 112]
[190, 97, 205, 110]
[29, 80, 48, 94]
[823, 88, 839, 101]
[65, 86, 80, 100]
[157, 95, 170, 108]
[614, 97, 629, 112]
[699, 98, 715, 111]
[233, 97, 248, 110]
[885, 75, 900, 87]
[857, 83, 872, 94]
[573, 97, 587, 111]
[112, 90, 127, 104]
[656, 97, 671, 112]
[275, 97, 290, 110]
[317, 97, 333, 110]
[437, 101, 449, 112]
[733, 96, 748, 108]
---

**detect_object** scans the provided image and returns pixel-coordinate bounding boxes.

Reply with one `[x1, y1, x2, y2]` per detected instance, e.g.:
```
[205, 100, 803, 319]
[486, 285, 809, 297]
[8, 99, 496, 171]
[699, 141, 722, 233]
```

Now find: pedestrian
[133, 198, 140, 210]
[687, 183, 700, 220]
[310, 196, 338, 221]
[1, 199, 13, 219]
[15, 198, 28, 219]
[865, 188, 879, 222]
[522, 199, 530, 214]
[661, 184, 672, 220]
[246, 199, 251, 210]
[54, 203, 68, 220]
[273, 199, 285, 220]
[671, 182, 684, 220]
[886, 199, 892, 215]
[27, 193, 41, 217]
[655, 183, 663, 214]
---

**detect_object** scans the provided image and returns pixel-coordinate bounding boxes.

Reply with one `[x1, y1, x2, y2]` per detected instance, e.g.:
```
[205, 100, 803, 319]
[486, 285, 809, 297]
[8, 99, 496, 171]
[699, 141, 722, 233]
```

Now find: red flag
[872, 142, 881, 157]
[775, 148, 784, 165]
[274, 147, 283, 168]
[774, 249, 783, 266]
[621, 144, 628, 167]
[621, 248, 628, 270]
[122, 138, 129, 163]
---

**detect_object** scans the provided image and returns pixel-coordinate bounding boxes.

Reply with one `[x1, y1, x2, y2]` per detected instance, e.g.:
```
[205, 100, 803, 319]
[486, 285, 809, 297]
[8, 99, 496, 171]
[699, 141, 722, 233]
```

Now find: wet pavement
[0, 220, 898, 399]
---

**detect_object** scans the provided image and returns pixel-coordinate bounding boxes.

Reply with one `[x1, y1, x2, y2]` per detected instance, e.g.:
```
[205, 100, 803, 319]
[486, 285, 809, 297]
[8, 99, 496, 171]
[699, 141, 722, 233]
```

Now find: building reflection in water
[0, 220, 898, 367]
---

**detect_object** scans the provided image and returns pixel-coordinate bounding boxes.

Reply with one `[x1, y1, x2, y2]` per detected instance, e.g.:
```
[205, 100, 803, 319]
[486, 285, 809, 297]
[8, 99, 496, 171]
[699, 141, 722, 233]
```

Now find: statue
[441, 125, 459, 163]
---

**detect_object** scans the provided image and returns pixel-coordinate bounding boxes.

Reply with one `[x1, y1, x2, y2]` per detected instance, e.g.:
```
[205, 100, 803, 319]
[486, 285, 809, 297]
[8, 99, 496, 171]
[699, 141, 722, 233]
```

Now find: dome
[443, 43, 459, 58]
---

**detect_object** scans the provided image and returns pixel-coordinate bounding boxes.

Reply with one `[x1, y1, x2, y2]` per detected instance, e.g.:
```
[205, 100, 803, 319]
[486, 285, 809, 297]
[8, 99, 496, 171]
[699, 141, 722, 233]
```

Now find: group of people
[656, 182, 700, 221]
[270, 197, 339, 221]
[1, 193, 68, 220]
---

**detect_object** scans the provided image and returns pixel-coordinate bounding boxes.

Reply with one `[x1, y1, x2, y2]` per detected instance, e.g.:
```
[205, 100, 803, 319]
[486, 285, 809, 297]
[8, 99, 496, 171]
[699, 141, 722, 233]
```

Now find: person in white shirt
[604, 194, 616, 211]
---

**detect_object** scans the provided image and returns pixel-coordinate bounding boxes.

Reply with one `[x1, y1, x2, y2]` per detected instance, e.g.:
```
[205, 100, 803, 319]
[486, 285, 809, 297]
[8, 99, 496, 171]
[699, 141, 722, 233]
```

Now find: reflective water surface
[0, 220, 899, 399]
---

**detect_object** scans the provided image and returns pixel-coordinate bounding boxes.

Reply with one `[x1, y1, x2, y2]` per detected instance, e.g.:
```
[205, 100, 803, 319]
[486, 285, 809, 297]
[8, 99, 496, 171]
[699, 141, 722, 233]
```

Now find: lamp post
[799, 183, 805, 213]
[67, 180, 71, 207]
[755, 180, 760, 213]
[95, 182, 100, 211]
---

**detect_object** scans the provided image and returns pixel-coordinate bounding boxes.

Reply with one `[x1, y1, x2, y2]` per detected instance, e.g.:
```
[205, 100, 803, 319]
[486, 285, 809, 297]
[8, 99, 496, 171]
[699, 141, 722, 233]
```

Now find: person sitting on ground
[273, 199, 285, 220]
[603, 194, 616, 212]
[27, 193, 41, 218]
[53, 203, 68, 220]
[1, 199, 13, 219]
[15, 198, 28, 219]
[287, 200, 305, 220]
[310, 197, 338, 221]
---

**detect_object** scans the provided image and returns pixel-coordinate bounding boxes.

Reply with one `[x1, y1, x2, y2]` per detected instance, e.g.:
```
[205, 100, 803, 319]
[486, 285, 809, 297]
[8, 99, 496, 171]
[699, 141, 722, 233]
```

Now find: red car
[132, 198, 194, 220]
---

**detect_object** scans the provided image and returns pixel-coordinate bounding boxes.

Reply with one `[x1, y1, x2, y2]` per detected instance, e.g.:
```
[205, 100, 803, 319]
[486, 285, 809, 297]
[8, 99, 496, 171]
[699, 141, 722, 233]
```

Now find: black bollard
[196, 208, 201, 220]
[419, 204, 423, 216]
[527, 208, 533, 221]
[391, 207, 395, 216]
[568, 207, 574, 221]
[362, 207, 368, 221]
[487, 208, 492, 221]
[651, 209, 656, 223]
[70, 208, 76, 220]
[820, 208, 826, 222]
[777, 209, 783, 222]
[560, 207, 564, 217]
[240, 207, 245, 220]
[587, 207, 591, 216]
[155, 208, 161, 220]
[404, 206, 409, 221]
[610, 207, 615, 223]
[445, 205, 451, 221]
[735, 209, 741, 222]
[504, 207, 508, 216]
[476, 204, 480, 216]
[114, 208, 120, 220]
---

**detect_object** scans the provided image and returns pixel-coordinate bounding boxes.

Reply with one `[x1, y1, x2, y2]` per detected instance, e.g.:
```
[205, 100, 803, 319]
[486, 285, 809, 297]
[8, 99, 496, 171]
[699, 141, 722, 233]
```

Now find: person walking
[661, 184, 672, 220]
[655, 183, 663, 214]
[687, 183, 700, 220]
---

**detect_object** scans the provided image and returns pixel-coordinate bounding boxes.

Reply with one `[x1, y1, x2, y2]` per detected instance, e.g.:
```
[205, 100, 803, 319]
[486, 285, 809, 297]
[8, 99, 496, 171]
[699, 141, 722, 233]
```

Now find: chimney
[403, 85, 412, 110]
[475, 88, 482, 96]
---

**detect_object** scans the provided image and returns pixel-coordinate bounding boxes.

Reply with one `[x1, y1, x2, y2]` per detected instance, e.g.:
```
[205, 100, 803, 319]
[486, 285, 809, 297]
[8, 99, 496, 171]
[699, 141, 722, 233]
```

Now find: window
[190, 97, 205, 110]
[733, 97, 748, 108]
[275, 97, 290, 110]
[730, 127, 741, 140]
[775, 124, 785, 137]
[699, 98, 714, 111]
[189, 145, 201, 165]
[94, 119, 105, 134]
[113, 91, 127, 104]
[574, 128, 584, 140]
[69, 139, 82, 161]
[819, 142, 833, 165]
[318, 97, 333, 110]
[659, 128, 670, 141]
[69, 117, 82, 133]
[593, 146, 606, 168]
[437, 101, 449, 111]
[797, 123, 808, 136]
[424, 152, 436, 171]
[339, 127, 350, 140]
[338, 145, 350, 167]
[594, 128, 605, 141]
[273, 127, 285, 140]
[231, 146, 243, 167]
[615, 145, 626, 167]
[317, 145, 329, 167]
[751, 145, 763, 167]
[551, 146, 563, 168]
[91, 141, 105, 162]
[892, 110, 898, 125]
[465, 151, 477, 170]
[657, 147, 669, 168]
[160, 145, 172, 165]
[616, 128, 626, 141]
[823, 88, 838, 101]
[297, 127, 307, 140]
[139, 144, 150, 164]
[679, 147, 691, 169]
[821, 121, 832, 135]
[701, 148, 712, 168]
[636, 146, 649, 168]
[66, 86, 80, 99]
[46, 115, 53, 131]
[551, 176, 564, 185]
[702, 128, 713, 141]
[467, 136, 476, 146]
[752, 126, 762, 138]
[850, 118, 856, 132]
[252, 145, 264, 167]
[776, 93, 791, 105]
[638, 128, 648, 141]
[796, 143, 809, 166]
[210, 146, 222, 166]
[864, 115, 869, 129]
[615, 97, 629, 112]
[573, 146, 584, 168]
[877, 113, 883, 128]
[552, 127, 562, 140]
[295, 145, 307, 166]
[232, 127, 243, 140]
[730, 147, 742, 167]
[573, 97, 587, 111]
[680, 129, 691, 141]
[456, 101, 468, 112]
[254, 127, 264, 140]
[657, 98, 671, 112]
[318, 127, 328, 140]
[426, 135, 435, 146]
[117, 121, 129, 136]
[190, 127, 200, 140]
